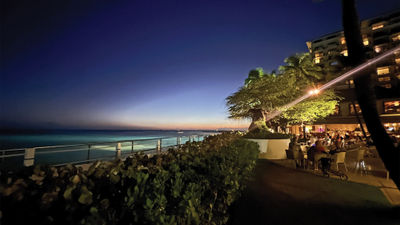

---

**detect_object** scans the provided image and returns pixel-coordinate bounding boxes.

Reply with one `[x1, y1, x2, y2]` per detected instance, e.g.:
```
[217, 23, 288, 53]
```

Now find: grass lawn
[228, 160, 400, 225]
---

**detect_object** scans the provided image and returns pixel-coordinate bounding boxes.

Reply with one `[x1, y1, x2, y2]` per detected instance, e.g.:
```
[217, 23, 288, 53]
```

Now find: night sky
[1, 0, 400, 130]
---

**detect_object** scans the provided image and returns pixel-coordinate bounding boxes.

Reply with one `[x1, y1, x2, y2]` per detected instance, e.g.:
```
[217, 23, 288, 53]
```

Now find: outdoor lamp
[308, 89, 320, 95]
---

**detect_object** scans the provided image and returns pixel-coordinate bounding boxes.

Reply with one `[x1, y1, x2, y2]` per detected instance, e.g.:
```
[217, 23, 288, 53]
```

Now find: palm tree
[342, 0, 400, 189]
[279, 53, 324, 84]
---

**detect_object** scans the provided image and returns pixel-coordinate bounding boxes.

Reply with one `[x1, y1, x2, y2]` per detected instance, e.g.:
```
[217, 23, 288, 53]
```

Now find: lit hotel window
[371, 23, 384, 30]
[333, 105, 340, 115]
[377, 67, 390, 75]
[392, 33, 400, 42]
[340, 49, 348, 56]
[350, 103, 362, 115]
[340, 37, 346, 44]
[346, 79, 354, 84]
[363, 38, 369, 46]
[378, 77, 390, 82]
[383, 83, 392, 88]
[396, 58, 400, 64]
[384, 101, 400, 113]
[314, 52, 322, 64]
[374, 46, 382, 53]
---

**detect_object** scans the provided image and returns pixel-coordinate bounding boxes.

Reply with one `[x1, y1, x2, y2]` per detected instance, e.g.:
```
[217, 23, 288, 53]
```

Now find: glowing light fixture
[372, 23, 384, 30]
[363, 38, 369, 46]
[308, 89, 320, 95]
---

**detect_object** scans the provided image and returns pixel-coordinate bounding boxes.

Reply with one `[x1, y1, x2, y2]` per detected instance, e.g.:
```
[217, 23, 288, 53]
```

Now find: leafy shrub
[0, 132, 259, 225]
[243, 127, 292, 139]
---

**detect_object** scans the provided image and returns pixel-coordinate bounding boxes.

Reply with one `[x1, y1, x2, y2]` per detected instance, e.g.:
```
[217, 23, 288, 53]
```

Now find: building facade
[291, 10, 400, 135]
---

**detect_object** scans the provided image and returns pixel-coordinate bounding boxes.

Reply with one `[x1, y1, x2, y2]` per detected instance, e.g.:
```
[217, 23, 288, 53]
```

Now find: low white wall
[247, 138, 290, 159]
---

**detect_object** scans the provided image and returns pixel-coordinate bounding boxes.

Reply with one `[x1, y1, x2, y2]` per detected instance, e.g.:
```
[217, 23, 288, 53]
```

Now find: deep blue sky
[1, 0, 400, 130]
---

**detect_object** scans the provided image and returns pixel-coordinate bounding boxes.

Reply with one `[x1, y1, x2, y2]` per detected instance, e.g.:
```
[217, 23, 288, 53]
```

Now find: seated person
[288, 141, 304, 168]
[313, 140, 329, 170]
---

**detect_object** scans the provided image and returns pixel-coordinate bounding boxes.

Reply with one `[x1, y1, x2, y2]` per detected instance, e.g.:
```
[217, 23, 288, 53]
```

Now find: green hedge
[243, 127, 292, 139]
[0, 132, 259, 225]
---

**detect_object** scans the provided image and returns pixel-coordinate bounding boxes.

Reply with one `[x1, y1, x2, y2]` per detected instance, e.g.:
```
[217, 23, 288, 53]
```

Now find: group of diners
[288, 131, 364, 170]
[288, 131, 400, 170]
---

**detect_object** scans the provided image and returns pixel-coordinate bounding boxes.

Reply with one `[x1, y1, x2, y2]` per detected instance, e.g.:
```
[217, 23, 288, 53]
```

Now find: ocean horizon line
[0, 127, 247, 135]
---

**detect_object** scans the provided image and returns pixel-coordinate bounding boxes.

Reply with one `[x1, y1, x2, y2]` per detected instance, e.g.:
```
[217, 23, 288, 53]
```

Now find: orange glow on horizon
[107, 120, 251, 130]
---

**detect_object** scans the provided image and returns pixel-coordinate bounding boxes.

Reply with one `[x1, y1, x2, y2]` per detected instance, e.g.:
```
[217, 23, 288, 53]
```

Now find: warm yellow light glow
[378, 77, 390, 82]
[314, 57, 320, 64]
[395, 58, 400, 64]
[392, 33, 400, 42]
[372, 23, 384, 30]
[341, 49, 348, 56]
[377, 66, 390, 75]
[375, 46, 382, 53]
[363, 38, 369, 46]
[308, 89, 320, 95]
[384, 101, 400, 113]
[340, 37, 346, 44]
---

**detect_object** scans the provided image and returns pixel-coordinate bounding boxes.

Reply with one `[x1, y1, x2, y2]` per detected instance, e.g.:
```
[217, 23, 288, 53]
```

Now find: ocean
[0, 130, 219, 169]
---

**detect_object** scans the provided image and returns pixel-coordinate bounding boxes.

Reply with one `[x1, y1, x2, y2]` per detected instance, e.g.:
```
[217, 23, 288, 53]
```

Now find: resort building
[291, 10, 400, 136]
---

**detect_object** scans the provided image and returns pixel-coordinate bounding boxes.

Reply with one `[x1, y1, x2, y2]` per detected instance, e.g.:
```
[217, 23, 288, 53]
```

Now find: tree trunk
[342, 0, 400, 189]
[248, 108, 266, 131]
[350, 100, 367, 139]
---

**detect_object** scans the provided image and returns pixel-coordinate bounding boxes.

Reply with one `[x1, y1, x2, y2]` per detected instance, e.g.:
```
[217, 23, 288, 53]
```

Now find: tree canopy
[281, 89, 340, 124]
[226, 52, 341, 130]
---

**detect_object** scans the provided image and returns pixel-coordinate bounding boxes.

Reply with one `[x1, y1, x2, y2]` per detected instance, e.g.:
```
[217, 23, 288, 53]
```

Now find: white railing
[0, 135, 206, 169]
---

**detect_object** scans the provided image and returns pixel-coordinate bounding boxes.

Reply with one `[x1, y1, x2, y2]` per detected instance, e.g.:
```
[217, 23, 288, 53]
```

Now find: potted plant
[244, 126, 292, 159]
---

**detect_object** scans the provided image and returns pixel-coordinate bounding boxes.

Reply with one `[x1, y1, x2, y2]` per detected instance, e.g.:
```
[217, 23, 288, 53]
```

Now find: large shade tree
[227, 53, 341, 131]
[227, 72, 293, 130]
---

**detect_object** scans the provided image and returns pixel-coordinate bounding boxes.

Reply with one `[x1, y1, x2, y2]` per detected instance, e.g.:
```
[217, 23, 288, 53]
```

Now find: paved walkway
[346, 171, 400, 206]
[228, 160, 400, 225]
[273, 158, 400, 206]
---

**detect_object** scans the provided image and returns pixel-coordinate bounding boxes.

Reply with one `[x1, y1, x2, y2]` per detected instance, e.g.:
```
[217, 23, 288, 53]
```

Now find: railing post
[24, 148, 35, 167]
[87, 145, 91, 160]
[177, 137, 181, 146]
[116, 143, 121, 159]
[131, 141, 134, 153]
[157, 139, 162, 153]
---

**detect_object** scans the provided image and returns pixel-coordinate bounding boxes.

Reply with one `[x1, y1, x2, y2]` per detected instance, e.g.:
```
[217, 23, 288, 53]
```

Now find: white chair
[286, 149, 305, 169]
[331, 152, 348, 172]
[354, 149, 366, 174]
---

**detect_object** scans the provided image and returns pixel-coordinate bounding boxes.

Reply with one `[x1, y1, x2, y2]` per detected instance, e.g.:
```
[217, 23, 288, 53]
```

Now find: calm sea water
[0, 130, 218, 169]
[0, 130, 217, 149]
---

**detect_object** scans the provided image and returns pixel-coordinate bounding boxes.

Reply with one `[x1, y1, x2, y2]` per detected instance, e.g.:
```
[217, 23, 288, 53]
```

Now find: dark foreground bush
[0, 132, 259, 225]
